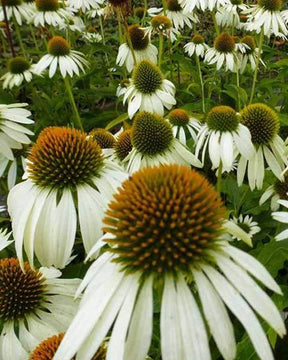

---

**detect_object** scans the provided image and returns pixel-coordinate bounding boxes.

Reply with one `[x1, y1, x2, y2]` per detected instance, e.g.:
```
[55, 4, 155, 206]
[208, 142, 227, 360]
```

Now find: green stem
[158, 32, 164, 69]
[141, 0, 147, 26]
[195, 54, 205, 113]
[99, 16, 109, 66]
[217, 161, 223, 193]
[236, 60, 241, 111]
[117, 9, 123, 44]
[212, 11, 220, 36]
[249, 28, 264, 104]
[64, 77, 83, 131]
[29, 24, 39, 51]
[13, 16, 26, 56]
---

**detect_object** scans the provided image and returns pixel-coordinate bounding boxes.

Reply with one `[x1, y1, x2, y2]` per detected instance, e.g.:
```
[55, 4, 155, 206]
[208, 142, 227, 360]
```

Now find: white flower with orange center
[8, 126, 128, 269]
[66, 0, 104, 12]
[0, 258, 80, 359]
[116, 24, 158, 73]
[54, 164, 285, 360]
[32, 0, 74, 27]
[124, 60, 176, 118]
[34, 36, 89, 78]
[0, 0, 34, 25]
[1, 56, 36, 89]
[184, 34, 209, 58]
[179, 0, 229, 12]
[237, 35, 265, 73]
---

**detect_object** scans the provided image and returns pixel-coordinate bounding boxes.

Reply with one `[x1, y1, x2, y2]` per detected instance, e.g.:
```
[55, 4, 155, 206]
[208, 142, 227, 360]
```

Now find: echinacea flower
[205, 32, 238, 72]
[112, 129, 133, 167]
[195, 106, 254, 172]
[237, 103, 287, 190]
[0, 0, 33, 25]
[34, 36, 89, 78]
[66, 0, 104, 12]
[0, 259, 80, 358]
[272, 199, 288, 240]
[54, 164, 285, 360]
[116, 24, 158, 73]
[124, 112, 202, 173]
[8, 127, 128, 269]
[33, 0, 74, 27]
[0, 228, 13, 251]
[124, 60, 176, 118]
[184, 34, 209, 58]
[216, 0, 248, 28]
[179, 0, 229, 12]
[143, 14, 179, 42]
[237, 35, 265, 73]
[243, 0, 288, 38]
[1, 56, 36, 89]
[260, 172, 288, 210]
[230, 214, 261, 242]
[167, 108, 201, 144]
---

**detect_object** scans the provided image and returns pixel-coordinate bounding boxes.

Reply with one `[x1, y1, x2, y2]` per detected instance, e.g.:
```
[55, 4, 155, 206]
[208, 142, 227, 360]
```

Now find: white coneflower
[148, 0, 198, 31]
[113, 129, 133, 164]
[54, 164, 285, 360]
[167, 108, 201, 144]
[66, 0, 104, 12]
[143, 14, 180, 42]
[34, 36, 89, 78]
[59, 15, 85, 32]
[205, 32, 238, 72]
[243, 0, 288, 37]
[116, 78, 129, 98]
[230, 214, 261, 242]
[260, 172, 288, 210]
[82, 29, 102, 43]
[124, 112, 202, 173]
[116, 24, 158, 73]
[0, 228, 13, 251]
[195, 106, 254, 172]
[216, 0, 248, 28]
[0, 259, 80, 358]
[89, 128, 116, 157]
[32, 0, 74, 27]
[179, 0, 229, 12]
[237, 35, 265, 73]
[0, 0, 33, 25]
[184, 34, 209, 58]
[272, 199, 288, 240]
[237, 103, 287, 190]
[8, 127, 128, 269]
[124, 60, 176, 118]
[1, 56, 36, 89]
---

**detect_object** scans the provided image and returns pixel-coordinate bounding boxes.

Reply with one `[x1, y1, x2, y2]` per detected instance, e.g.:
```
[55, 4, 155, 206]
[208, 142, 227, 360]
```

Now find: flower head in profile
[195, 105, 254, 172]
[33, 0, 74, 27]
[216, 0, 248, 28]
[143, 14, 180, 42]
[230, 214, 261, 242]
[8, 126, 128, 269]
[113, 129, 133, 164]
[237, 35, 265, 73]
[116, 24, 158, 73]
[34, 36, 89, 78]
[0, 0, 34, 25]
[124, 111, 202, 173]
[1, 57, 36, 89]
[55, 164, 285, 360]
[243, 0, 288, 38]
[237, 103, 287, 190]
[179, 0, 229, 12]
[167, 108, 201, 144]
[205, 32, 238, 72]
[184, 34, 209, 58]
[260, 171, 288, 210]
[0, 259, 80, 359]
[66, 0, 104, 12]
[124, 60, 176, 118]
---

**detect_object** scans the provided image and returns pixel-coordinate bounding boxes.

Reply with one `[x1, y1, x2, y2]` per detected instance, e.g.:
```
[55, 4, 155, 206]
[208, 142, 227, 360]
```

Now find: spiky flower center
[27, 127, 104, 189]
[115, 130, 132, 161]
[2, 0, 22, 5]
[35, 0, 59, 11]
[206, 106, 239, 132]
[192, 34, 204, 44]
[7, 57, 30, 74]
[47, 36, 70, 56]
[90, 128, 116, 149]
[241, 103, 279, 145]
[132, 112, 173, 155]
[29, 333, 107, 360]
[168, 109, 190, 126]
[0, 258, 46, 321]
[151, 15, 172, 31]
[133, 60, 163, 94]
[134, 6, 145, 18]
[104, 165, 225, 275]
[214, 32, 235, 53]
[167, 0, 182, 12]
[258, 0, 282, 11]
[242, 35, 256, 54]
[274, 174, 288, 200]
[128, 25, 149, 51]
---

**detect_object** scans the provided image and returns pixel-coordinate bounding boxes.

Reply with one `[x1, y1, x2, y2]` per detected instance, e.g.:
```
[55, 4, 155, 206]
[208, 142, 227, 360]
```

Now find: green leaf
[105, 113, 129, 130]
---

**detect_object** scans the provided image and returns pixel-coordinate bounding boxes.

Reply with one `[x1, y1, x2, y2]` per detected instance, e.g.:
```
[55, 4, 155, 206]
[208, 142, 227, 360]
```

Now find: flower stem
[13, 16, 26, 56]
[212, 11, 220, 36]
[236, 62, 241, 111]
[217, 161, 223, 193]
[99, 15, 109, 66]
[117, 9, 123, 44]
[29, 24, 39, 51]
[249, 28, 264, 104]
[141, 0, 147, 26]
[158, 32, 164, 69]
[2, 0, 15, 57]
[195, 54, 205, 113]
[64, 77, 83, 131]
